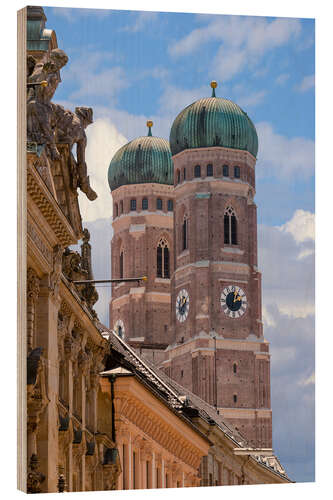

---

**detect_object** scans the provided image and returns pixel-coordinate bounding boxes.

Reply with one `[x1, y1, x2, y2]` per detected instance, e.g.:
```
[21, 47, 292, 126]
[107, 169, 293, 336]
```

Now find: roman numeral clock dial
[176, 289, 190, 322]
[220, 285, 248, 319]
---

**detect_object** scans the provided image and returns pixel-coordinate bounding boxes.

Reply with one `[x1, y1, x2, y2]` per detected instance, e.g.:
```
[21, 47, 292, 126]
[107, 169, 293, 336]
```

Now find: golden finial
[40, 80, 48, 87]
[210, 80, 217, 97]
[147, 120, 153, 136]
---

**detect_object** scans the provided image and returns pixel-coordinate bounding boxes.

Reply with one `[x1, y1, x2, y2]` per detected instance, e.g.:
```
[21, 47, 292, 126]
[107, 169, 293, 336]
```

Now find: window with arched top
[207, 164, 213, 176]
[233, 394, 238, 403]
[156, 198, 163, 210]
[223, 165, 229, 177]
[194, 165, 201, 178]
[234, 166, 241, 178]
[167, 199, 173, 211]
[157, 238, 170, 278]
[115, 203, 118, 217]
[233, 363, 237, 374]
[224, 206, 237, 245]
[177, 170, 180, 184]
[183, 167, 186, 180]
[142, 198, 148, 210]
[120, 200, 123, 214]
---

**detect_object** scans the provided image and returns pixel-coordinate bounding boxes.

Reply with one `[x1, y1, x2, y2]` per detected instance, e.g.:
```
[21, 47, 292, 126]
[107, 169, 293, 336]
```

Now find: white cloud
[256, 122, 315, 179]
[278, 209, 315, 244]
[121, 11, 158, 32]
[297, 74, 315, 92]
[259, 210, 315, 319]
[78, 118, 128, 223]
[169, 16, 301, 81]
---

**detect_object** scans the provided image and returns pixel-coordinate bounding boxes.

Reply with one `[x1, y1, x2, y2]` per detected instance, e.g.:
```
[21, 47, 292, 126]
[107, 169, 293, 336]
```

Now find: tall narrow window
[130, 199, 136, 211]
[224, 206, 237, 245]
[234, 165, 240, 178]
[157, 239, 170, 278]
[233, 363, 237, 374]
[183, 167, 186, 180]
[133, 451, 136, 489]
[182, 218, 188, 250]
[233, 394, 238, 403]
[207, 164, 213, 176]
[156, 198, 163, 210]
[167, 199, 173, 211]
[142, 198, 148, 210]
[120, 200, 123, 214]
[120, 251, 124, 279]
[223, 165, 229, 177]
[177, 170, 180, 184]
[115, 203, 118, 217]
[194, 164, 201, 177]
[122, 444, 126, 489]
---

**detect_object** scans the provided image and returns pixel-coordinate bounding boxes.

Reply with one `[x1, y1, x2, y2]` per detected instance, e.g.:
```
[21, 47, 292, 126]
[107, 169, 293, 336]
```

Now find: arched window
[177, 170, 180, 184]
[156, 198, 163, 210]
[119, 251, 124, 279]
[183, 167, 186, 181]
[142, 198, 148, 210]
[130, 199, 136, 211]
[223, 165, 229, 177]
[234, 166, 240, 178]
[194, 165, 201, 177]
[115, 203, 118, 217]
[182, 217, 188, 250]
[224, 206, 237, 245]
[120, 200, 123, 214]
[157, 238, 170, 278]
[167, 199, 173, 211]
[233, 394, 238, 403]
[207, 164, 213, 176]
[233, 363, 237, 374]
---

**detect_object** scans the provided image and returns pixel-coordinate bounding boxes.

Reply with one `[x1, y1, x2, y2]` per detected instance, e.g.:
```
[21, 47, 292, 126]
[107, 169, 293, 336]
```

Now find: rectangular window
[223, 165, 229, 177]
[234, 166, 240, 178]
[122, 444, 127, 490]
[130, 199, 136, 211]
[224, 215, 230, 244]
[207, 164, 213, 176]
[183, 167, 186, 180]
[164, 247, 170, 278]
[194, 164, 201, 177]
[120, 252, 124, 279]
[157, 246, 162, 278]
[231, 215, 237, 244]
[167, 199, 173, 211]
[156, 198, 163, 210]
[183, 220, 187, 250]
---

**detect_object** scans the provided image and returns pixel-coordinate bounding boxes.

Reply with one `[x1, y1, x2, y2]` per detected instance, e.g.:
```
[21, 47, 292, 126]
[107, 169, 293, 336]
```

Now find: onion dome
[170, 81, 258, 158]
[108, 121, 173, 191]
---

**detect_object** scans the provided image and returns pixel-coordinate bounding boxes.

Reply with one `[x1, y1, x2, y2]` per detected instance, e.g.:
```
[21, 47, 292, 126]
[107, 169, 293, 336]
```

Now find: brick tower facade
[162, 83, 272, 448]
[108, 124, 174, 364]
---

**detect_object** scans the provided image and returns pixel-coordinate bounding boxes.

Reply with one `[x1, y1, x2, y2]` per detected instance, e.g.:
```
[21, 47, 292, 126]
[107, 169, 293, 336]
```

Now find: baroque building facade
[21, 5, 291, 494]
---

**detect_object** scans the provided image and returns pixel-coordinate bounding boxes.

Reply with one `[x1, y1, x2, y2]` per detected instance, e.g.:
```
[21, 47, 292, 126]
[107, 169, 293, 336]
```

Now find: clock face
[220, 285, 248, 319]
[176, 289, 190, 322]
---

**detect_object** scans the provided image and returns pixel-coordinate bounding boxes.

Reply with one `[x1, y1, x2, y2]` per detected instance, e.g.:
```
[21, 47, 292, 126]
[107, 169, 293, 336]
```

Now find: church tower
[108, 122, 174, 363]
[163, 83, 272, 448]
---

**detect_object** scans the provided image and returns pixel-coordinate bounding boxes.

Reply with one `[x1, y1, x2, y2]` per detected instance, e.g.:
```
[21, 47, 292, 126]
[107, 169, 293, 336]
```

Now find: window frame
[142, 198, 148, 210]
[194, 164, 201, 178]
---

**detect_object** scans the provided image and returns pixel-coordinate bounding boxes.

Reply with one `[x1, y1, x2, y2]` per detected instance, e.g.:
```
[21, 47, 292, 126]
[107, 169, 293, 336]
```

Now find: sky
[43, 6, 315, 484]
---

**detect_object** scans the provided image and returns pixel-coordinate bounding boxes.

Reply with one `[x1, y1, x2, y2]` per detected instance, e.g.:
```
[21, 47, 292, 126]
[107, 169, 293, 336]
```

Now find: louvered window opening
[224, 206, 237, 245]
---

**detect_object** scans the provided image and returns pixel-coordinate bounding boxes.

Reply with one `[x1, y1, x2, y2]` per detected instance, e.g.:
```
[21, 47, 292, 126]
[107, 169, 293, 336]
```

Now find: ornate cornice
[27, 159, 79, 247]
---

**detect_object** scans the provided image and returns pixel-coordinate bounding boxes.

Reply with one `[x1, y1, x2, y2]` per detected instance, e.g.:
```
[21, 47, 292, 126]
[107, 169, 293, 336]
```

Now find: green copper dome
[170, 82, 258, 158]
[108, 122, 173, 191]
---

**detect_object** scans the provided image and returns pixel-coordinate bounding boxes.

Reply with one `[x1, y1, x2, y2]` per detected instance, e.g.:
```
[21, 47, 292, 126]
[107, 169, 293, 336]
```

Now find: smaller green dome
[108, 123, 173, 191]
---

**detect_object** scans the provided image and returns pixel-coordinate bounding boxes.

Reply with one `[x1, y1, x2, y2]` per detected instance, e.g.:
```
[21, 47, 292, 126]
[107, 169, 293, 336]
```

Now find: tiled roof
[96, 322, 291, 481]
